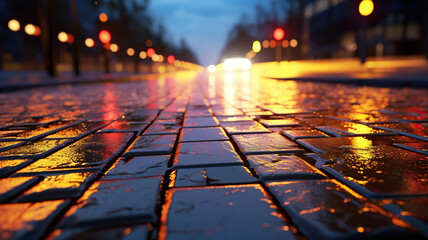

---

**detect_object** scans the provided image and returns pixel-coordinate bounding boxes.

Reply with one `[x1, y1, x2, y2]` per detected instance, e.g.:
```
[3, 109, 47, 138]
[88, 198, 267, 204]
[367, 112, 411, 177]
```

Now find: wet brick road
[0, 71, 428, 239]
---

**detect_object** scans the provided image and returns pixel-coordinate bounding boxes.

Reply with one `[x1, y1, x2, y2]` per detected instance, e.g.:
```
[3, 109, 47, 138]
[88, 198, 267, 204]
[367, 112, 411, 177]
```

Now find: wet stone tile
[161, 185, 296, 240]
[0, 140, 24, 151]
[245, 111, 274, 118]
[144, 124, 181, 135]
[271, 109, 311, 115]
[259, 118, 301, 128]
[98, 121, 148, 133]
[0, 139, 69, 160]
[0, 200, 68, 240]
[7, 121, 76, 140]
[0, 176, 39, 203]
[183, 117, 219, 128]
[299, 117, 344, 127]
[267, 180, 422, 240]
[127, 109, 160, 122]
[153, 119, 182, 126]
[233, 133, 303, 155]
[221, 121, 270, 135]
[282, 129, 329, 140]
[216, 115, 253, 122]
[370, 123, 428, 141]
[173, 165, 256, 187]
[103, 155, 169, 180]
[320, 145, 428, 198]
[316, 122, 391, 136]
[185, 109, 213, 118]
[211, 108, 243, 116]
[0, 159, 33, 177]
[45, 121, 108, 139]
[246, 155, 325, 181]
[50, 224, 150, 240]
[15, 133, 133, 176]
[157, 111, 184, 120]
[57, 177, 162, 230]
[179, 127, 228, 142]
[14, 172, 98, 202]
[172, 141, 243, 168]
[394, 142, 428, 156]
[123, 134, 176, 157]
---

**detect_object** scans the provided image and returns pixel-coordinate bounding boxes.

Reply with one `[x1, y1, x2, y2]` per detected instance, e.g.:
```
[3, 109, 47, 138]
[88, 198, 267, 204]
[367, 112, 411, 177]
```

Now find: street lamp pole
[359, 0, 374, 64]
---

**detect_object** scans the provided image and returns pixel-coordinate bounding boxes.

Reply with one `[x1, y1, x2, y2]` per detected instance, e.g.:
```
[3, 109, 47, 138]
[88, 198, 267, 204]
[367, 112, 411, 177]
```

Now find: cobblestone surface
[0, 72, 428, 239]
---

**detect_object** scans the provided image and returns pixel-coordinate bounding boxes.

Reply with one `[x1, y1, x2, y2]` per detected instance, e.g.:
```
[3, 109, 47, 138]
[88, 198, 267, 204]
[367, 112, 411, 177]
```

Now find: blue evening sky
[148, 0, 272, 66]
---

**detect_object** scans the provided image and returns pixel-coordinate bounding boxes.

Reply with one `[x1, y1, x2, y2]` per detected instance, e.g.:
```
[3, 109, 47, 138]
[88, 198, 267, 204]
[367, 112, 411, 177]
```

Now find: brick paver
[0, 73, 427, 239]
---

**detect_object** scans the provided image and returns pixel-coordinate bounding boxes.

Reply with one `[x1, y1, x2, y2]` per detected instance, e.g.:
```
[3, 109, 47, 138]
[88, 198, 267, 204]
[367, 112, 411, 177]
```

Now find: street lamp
[99, 29, 111, 73]
[252, 41, 261, 53]
[359, 0, 373, 64]
[273, 27, 285, 62]
[8, 19, 20, 32]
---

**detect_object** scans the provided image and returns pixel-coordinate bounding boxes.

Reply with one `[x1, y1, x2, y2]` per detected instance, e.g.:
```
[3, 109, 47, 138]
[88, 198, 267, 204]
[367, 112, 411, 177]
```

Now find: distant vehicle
[223, 57, 251, 71]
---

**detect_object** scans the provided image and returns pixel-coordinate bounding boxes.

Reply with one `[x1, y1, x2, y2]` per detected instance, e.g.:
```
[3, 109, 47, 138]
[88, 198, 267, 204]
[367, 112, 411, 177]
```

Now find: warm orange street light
[99, 13, 108, 22]
[85, 38, 95, 47]
[359, 0, 374, 16]
[139, 51, 147, 59]
[8, 19, 20, 32]
[98, 30, 111, 44]
[290, 39, 298, 48]
[24, 24, 36, 36]
[58, 32, 68, 43]
[359, 0, 373, 64]
[252, 41, 261, 53]
[110, 43, 119, 52]
[127, 48, 135, 56]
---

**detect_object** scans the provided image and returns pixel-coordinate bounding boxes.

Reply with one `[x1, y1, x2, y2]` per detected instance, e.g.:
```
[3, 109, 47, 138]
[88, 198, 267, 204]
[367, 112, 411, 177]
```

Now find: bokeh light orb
[359, 0, 374, 16]
[273, 28, 285, 41]
[139, 51, 147, 59]
[167, 55, 175, 64]
[207, 65, 216, 73]
[110, 43, 119, 52]
[290, 39, 298, 48]
[24, 24, 36, 35]
[8, 19, 20, 32]
[147, 48, 155, 58]
[58, 32, 68, 42]
[127, 48, 135, 56]
[99, 30, 111, 44]
[85, 38, 95, 47]
[99, 12, 108, 22]
[252, 41, 261, 53]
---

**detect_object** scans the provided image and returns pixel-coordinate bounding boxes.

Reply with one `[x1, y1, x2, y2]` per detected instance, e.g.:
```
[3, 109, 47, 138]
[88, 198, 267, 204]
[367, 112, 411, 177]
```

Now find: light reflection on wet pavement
[0, 71, 428, 239]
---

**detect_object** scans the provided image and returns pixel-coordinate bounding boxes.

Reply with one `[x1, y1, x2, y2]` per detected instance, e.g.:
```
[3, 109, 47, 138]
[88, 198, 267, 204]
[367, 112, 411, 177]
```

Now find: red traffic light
[167, 55, 175, 64]
[273, 28, 285, 41]
[99, 30, 111, 44]
[147, 48, 155, 58]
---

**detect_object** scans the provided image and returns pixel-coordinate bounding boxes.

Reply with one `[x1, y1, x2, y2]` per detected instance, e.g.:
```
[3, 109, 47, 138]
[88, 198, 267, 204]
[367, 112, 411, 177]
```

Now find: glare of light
[158, 66, 166, 73]
[273, 27, 285, 41]
[207, 64, 216, 73]
[110, 43, 118, 52]
[145, 39, 152, 47]
[167, 55, 175, 64]
[126, 48, 135, 56]
[8, 19, 20, 32]
[34, 25, 41, 36]
[282, 40, 289, 48]
[147, 48, 155, 58]
[152, 54, 159, 62]
[98, 30, 111, 44]
[158, 55, 164, 62]
[85, 38, 94, 47]
[139, 51, 147, 59]
[223, 57, 251, 71]
[99, 12, 108, 22]
[174, 60, 180, 67]
[290, 39, 298, 48]
[67, 34, 74, 44]
[359, 0, 374, 16]
[252, 41, 261, 53]
[58, 32, 68, 43]
[269, 40, 276, 48]
[262, 40, 269, 48]
[24, 24, 36, 36]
